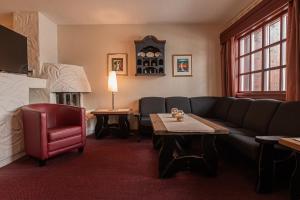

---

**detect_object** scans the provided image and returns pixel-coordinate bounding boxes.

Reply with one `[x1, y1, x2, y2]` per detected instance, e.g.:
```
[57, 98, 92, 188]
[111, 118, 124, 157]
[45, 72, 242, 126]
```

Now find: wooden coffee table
[279, 138, 300, 200]
[91, 108, 131, 139]
[150, 113, 229, 178]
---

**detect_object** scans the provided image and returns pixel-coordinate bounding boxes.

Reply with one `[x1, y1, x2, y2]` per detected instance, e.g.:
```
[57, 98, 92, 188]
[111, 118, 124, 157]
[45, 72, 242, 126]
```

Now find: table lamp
[108, 71, 118, 110]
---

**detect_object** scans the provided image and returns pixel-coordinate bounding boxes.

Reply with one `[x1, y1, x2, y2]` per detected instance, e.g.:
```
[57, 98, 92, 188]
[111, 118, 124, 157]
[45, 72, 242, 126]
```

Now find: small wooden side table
[279, 138, 300, 200]
[91, 108, 132, 139]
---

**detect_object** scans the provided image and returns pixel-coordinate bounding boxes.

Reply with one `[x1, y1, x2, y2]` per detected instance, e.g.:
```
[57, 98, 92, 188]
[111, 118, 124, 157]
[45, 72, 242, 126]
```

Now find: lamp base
[112, 92, 115, 110]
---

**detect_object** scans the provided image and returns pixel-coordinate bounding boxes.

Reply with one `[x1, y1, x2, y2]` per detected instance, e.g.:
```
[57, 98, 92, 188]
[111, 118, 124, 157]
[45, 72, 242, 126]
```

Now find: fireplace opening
[55, 92, 81, 107]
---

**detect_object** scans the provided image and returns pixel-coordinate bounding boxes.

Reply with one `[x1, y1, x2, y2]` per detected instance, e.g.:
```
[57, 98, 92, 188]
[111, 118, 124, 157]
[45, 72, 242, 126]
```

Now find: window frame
[236, 10, 288, 100]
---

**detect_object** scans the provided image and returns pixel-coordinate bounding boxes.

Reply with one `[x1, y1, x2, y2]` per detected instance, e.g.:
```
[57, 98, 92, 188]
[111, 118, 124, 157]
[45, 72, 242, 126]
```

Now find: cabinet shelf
[135, 73, 166, 76]
[134, 35, 166, 76]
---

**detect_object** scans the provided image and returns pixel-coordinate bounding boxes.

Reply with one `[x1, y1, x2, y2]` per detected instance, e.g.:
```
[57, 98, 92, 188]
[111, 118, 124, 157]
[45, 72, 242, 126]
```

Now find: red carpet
[0, 137, 288, 200]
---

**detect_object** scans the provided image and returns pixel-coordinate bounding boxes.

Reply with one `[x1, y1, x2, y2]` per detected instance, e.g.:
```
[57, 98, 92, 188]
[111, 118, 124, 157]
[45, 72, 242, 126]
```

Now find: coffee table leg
[95, 115, 109, 139]
[290, 153, 300, 200]
[152, 134, 162, 150]
[159, 136, 177, 178]
[201, 135, 218, 176]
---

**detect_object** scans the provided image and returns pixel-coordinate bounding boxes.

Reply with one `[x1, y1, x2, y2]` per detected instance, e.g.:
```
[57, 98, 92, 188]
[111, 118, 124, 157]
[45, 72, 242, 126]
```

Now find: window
[237, 12, 287, 98]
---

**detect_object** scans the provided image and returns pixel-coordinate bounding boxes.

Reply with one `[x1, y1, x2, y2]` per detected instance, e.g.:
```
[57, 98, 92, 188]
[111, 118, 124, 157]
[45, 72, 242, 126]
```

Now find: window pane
[282, 41, 286, 65]
[251, 51, 262, 71]
[240, 75, 250, 92]
[264, 25, 270, 46]
[264, 71, 269, 91]
[264, 48, 270, 69]
[269, 69, 280, 91]
[240, 36, 250, 55]
[270, 44, 280, 68]
[282, 68, 286, 91]
[251, 29, 262, 51]
[251, 72, 262, 91]
[282, 14, 287, 39]
[240, 55, 250, 73]
[269, 20, 281, 44]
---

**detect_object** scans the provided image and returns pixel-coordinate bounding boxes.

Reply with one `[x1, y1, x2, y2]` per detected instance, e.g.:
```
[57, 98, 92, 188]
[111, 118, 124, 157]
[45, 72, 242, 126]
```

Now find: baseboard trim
[0, 152, 26, 168]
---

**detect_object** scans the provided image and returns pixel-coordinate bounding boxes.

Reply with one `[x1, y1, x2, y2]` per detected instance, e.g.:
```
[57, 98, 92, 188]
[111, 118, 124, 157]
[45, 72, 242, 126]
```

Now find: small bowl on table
[175, 110, 184, 122]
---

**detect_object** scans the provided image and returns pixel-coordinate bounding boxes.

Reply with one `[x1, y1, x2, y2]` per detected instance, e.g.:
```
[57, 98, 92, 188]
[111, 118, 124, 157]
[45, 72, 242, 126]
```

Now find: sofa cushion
[166, 97, 191, 113]
[242, 99, 280, 135]
[226, 98, 253, 127]
[206, 118, 239, 128]
[226, 133, 260, 161]
[139, 97, 166, 117]
[268, 102, 300, 136]
[48, 126, 82, 141]
[212, 97, 235, 120]
[190, 97, 219, 117]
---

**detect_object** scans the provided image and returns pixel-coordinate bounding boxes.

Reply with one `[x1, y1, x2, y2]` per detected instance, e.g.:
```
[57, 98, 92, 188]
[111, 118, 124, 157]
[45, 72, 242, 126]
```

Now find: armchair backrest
[23, 103, 83, 128]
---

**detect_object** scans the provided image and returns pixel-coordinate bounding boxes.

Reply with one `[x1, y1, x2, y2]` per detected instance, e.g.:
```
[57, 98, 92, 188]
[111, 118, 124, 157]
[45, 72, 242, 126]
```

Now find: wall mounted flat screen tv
[0, 25, 28, 74]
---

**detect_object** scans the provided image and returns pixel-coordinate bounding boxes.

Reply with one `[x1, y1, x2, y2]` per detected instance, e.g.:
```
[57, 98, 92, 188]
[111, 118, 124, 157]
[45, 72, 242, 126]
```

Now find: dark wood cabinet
[135, 35, 166, 76]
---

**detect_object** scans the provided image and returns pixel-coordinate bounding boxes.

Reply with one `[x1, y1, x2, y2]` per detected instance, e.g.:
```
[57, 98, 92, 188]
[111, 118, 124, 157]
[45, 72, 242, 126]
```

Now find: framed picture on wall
[172, 54, 192, 77]
[107, 53, 128, 76]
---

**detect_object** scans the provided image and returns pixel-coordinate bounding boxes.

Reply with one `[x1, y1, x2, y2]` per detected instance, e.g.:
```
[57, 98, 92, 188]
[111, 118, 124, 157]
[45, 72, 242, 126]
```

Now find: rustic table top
[150, 113, 229, 136]
[279, 138, 300, 152]
[91, 108, 132, 115]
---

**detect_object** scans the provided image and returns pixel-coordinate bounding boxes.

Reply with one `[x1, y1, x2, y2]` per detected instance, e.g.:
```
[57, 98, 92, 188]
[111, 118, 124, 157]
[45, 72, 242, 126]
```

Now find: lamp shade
[108, 71, 118, 92]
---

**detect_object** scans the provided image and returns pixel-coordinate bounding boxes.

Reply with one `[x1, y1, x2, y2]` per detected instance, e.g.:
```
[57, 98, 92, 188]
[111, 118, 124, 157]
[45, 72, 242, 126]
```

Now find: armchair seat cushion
[48, 135, 83, 152]
[48, 126, 82, 141]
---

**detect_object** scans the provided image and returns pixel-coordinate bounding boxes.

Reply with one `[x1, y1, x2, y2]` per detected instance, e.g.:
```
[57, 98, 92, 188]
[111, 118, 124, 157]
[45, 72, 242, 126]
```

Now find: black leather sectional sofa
[139, 96, 300, 188]
[139, 96, 300, 161]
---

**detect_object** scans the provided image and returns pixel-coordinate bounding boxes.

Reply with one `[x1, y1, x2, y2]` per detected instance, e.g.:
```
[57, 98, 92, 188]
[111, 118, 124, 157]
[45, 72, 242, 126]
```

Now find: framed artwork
[107, 53, 128, 76]
[172, 54, 192, 77]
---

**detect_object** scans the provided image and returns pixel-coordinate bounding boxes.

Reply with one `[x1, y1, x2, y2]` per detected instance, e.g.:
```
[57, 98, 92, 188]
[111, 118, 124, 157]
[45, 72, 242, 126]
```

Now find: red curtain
[221, 37, 237, 97]
[286, 0, 300, 101]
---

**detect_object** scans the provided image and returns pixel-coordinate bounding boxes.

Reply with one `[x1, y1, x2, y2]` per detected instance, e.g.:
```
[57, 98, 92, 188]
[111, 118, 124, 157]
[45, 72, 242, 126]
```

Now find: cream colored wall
[58, 24, 221, 111]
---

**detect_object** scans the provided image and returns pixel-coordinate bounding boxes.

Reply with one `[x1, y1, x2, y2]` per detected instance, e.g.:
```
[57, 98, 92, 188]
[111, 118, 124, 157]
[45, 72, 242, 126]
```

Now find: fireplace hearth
[55, 92, 81, 107]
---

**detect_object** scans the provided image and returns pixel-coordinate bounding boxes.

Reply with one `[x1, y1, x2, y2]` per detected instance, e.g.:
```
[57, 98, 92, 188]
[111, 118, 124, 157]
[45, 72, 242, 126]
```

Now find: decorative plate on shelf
[146, 52, 154, 58]
[154, 52, 161, 57]
[138, 52, 146, 57]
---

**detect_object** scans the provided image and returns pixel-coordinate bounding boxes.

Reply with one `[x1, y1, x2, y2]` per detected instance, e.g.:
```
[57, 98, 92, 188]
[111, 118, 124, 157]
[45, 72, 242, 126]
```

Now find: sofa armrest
[255, 136, 283, 145]
[22, 108, 48, 159]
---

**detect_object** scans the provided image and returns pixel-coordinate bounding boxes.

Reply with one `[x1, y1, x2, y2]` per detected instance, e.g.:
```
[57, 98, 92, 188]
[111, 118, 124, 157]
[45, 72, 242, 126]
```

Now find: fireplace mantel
[0, 72, 46, 167]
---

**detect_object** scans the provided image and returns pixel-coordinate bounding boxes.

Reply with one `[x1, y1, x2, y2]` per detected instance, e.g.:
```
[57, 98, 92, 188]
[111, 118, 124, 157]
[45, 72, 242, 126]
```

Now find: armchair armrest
[22, 107, 48, 159]
[255, 136, 283, 145]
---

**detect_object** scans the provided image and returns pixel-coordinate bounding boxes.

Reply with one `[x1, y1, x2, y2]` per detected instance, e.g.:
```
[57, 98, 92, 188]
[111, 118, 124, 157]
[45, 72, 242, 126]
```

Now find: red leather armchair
[22, 103, 86, 166]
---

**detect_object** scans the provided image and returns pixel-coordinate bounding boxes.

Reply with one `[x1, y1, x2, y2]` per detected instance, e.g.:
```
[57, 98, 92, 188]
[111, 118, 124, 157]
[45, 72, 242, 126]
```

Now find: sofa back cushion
[190, 97, 219, 117]
[166, 97, 191, 113]
[268, 102, 300, 136]
[212, 97, 235, 120]
[243, 99, 280, 135]
[139, 97, 166, 117]
[227, 98, 253, 127]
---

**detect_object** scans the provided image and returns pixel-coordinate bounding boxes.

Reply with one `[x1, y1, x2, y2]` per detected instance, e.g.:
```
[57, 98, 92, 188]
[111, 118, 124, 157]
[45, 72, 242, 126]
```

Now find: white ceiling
[0, 0, 255, 25]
